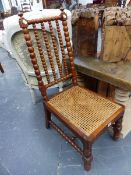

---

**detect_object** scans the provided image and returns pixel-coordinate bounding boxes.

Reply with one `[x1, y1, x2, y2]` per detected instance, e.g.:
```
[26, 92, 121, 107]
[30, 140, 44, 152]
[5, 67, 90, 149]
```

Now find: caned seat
[18, 8, 125, 171]
[47, 86, 123, 139]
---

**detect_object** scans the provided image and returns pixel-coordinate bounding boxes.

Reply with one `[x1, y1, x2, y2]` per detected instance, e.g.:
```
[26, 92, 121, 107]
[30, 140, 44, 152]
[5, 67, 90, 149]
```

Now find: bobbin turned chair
[18, 8, 125, 171]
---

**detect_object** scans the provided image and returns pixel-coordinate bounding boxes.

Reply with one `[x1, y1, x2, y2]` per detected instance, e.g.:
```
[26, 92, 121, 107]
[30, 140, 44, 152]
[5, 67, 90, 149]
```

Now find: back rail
[45, 73, 72, 88]
[27, 16, 61, 25]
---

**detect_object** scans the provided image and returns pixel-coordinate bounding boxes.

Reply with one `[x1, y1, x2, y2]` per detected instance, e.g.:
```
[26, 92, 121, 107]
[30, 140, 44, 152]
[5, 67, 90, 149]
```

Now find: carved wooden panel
[102, 26, 131, 62]
[43, 0, 61, 8]
[73, 17, 98, 58]
[102, 7, 131, 62]
[105, 0, 118, 7]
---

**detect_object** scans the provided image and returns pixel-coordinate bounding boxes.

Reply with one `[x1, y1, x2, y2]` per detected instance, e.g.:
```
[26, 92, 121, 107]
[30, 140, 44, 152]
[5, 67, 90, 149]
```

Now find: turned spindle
[48, 21, 63, 78]
[32, 23, 50, 84]
[55, 20, 68, 75]
[41, 22, 57, 81]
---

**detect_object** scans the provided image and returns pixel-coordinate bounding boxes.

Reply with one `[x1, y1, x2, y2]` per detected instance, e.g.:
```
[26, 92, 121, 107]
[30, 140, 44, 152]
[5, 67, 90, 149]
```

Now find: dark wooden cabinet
[73, 16, 98, 58]
[42, 0, 61, 8]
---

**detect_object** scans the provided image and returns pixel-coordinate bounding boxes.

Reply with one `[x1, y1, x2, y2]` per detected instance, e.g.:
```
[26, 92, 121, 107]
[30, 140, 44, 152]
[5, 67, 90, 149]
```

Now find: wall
[1, 0, 10, 11]
[16, 0, 43, 10]
[11, 0, 18, 6]
[0, 0, 4, 11]
[0, 0, 43, 11]
[31, 0, 43, 11]
[79, 0, 93, 4]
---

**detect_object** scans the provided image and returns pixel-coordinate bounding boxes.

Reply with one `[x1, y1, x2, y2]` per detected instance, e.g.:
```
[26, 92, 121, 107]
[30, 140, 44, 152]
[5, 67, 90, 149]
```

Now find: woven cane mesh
[48, 86, 121, 136]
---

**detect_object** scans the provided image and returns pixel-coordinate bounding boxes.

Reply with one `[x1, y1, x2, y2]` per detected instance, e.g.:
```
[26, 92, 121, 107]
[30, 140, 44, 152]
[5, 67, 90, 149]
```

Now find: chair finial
[18, 12, 23, 18]
[60, 6, 64, 12]
[60, 7, 67, 20]
[18, 12, 28, 28]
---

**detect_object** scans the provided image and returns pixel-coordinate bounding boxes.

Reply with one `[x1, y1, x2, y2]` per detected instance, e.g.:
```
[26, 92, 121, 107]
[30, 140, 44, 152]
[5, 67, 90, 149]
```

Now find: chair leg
[83, 142, 93, 171]
[44, 105, 51, 129]
[58, 82, 63, 92]
[113, 116, 123, 140]
[0, 63, 4, 73]
[30, 88, 37, 104]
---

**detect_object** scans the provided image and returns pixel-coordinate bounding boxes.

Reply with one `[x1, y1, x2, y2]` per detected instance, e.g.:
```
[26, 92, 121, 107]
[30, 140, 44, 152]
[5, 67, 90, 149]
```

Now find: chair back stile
[18, 8, 77, 101]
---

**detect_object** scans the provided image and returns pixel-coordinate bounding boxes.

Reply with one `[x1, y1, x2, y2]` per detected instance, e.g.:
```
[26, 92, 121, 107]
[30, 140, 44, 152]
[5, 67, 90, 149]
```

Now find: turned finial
[18, 14, 28, 28]
[60, 7, 64, 12]
[18, 12, 23, 18]
[60, 7, 67, 20]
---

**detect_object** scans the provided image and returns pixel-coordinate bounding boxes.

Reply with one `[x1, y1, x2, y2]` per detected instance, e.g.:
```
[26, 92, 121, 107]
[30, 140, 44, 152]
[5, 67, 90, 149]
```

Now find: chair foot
[0, 63, 4, 73]
[83, 142, 93, 171]
[58, 82, 63, 92]
[44, 105, 51, 129]
[30, 88, 37, 104]
[113, 117, 123, 140]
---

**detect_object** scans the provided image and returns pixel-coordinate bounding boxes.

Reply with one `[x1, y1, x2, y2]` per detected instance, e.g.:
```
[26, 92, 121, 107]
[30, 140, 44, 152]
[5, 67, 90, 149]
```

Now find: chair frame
[19, 8, 125, 171]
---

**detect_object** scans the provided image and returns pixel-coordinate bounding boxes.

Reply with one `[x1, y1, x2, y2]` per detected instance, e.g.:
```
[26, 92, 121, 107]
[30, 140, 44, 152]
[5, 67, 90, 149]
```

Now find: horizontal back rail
[45, 73, 72, 88]
[27, 16, 62, 25]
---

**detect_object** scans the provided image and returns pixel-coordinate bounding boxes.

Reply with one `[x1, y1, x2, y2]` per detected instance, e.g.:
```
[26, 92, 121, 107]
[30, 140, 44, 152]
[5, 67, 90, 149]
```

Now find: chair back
[18, 8, 77, 101]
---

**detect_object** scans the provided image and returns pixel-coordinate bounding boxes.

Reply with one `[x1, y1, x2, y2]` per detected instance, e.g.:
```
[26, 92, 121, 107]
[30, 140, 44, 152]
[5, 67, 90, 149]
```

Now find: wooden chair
[18, 8, 125, 171]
